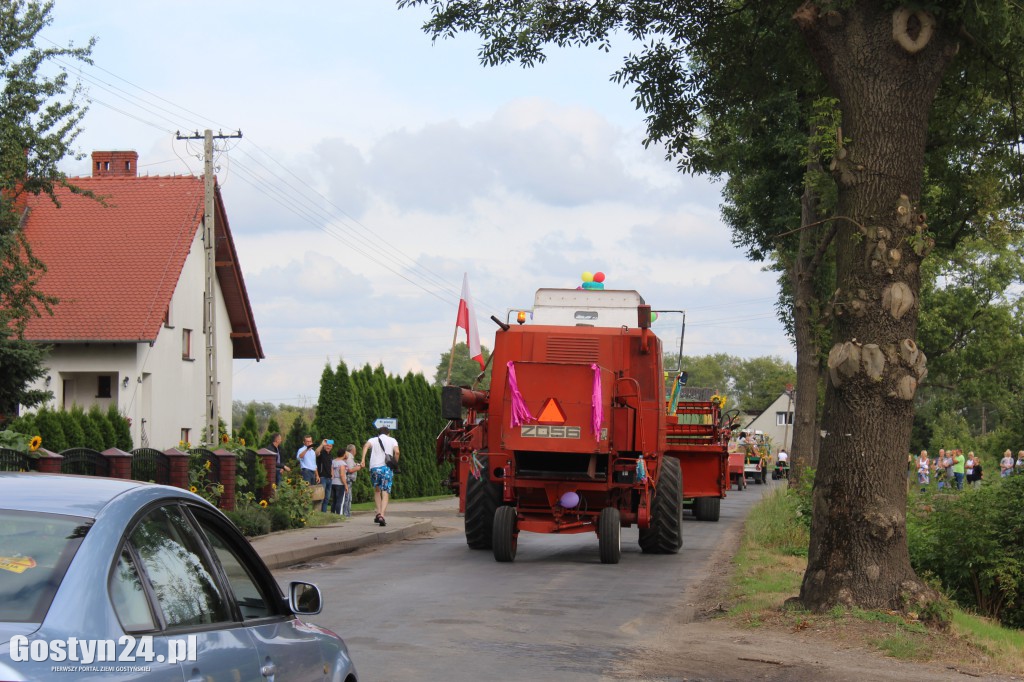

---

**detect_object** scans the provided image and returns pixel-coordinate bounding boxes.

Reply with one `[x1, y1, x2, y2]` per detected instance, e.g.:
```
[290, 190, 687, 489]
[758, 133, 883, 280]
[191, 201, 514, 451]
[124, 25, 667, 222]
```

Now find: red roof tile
[20, 175, 263, 359]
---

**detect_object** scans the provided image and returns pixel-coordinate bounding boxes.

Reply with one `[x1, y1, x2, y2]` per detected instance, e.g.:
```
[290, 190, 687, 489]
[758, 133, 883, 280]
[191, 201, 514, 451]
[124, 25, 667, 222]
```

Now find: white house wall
[26, 223, 236, 451]
[744, 392, 795, 454]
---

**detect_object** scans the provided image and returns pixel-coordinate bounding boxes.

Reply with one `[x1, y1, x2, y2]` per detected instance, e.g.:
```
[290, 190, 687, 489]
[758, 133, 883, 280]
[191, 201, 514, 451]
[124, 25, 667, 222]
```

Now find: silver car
[0, 472, 357, 681]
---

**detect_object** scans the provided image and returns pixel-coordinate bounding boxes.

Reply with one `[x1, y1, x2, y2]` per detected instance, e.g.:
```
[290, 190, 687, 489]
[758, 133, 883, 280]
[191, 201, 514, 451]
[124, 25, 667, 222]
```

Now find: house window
[776, 411, 794, 426]
[182, 328, 192, 360]
[97, 375, 112, 399]
[180, 428, 191, 446]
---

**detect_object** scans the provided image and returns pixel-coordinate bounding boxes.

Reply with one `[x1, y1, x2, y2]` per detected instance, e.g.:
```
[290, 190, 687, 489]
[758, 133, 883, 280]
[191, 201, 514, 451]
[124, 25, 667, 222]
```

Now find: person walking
[317, 441, 336, 512]
[359, 426, 400, 526]
[917, 450, 931, 492]
[1000, 449, 1014, 477]
[340, 444, 362, 518]
[330, 445, 348, 515]
[267, 432, 290, 486]
[952, 449, 966, 490]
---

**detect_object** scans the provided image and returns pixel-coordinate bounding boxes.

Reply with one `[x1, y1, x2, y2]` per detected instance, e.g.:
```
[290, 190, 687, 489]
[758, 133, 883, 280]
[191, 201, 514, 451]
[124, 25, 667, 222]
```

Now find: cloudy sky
[44, 1, 793, 406]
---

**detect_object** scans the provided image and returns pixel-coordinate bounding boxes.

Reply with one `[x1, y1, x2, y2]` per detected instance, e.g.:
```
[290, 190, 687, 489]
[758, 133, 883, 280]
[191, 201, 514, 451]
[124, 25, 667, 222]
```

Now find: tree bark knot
[892, 8, 936, 55]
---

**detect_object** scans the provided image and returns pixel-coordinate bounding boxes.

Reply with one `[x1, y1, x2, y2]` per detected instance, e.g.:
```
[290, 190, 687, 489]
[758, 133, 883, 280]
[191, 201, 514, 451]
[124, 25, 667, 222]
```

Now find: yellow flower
[28, 435, 42, 452]
[259, 500, 268, 508]
[221, 433, 229, 443]
[300, 518, 306, 524]
[204, 460, 212, 470]
[239, 438, 246, 446]
[189, 486, 198, 493]
[272, 483, 277, 489]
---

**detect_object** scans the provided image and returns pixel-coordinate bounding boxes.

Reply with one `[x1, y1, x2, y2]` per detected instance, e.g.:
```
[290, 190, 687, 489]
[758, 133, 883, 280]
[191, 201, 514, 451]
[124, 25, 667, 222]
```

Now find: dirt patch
[620, 520, 1018, 681]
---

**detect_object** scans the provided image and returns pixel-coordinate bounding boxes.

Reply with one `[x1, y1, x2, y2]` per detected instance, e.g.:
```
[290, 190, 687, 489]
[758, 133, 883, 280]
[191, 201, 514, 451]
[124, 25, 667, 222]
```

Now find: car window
[0, 511, 90, 623]
[128, 505, 231, 628]
[191, 510, 276, 621]
[109, 548, 157, 632]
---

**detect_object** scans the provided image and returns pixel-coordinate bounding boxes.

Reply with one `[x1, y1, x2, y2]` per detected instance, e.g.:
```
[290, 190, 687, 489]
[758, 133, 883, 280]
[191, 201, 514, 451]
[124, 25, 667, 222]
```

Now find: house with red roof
[19, 150, 263, 449]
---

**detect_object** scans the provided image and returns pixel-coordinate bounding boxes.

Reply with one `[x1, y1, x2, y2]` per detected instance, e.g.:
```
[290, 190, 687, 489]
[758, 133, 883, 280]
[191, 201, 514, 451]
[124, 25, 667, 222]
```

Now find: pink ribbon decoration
[507, 361, 536, 428]
[591, 363, 603, 438]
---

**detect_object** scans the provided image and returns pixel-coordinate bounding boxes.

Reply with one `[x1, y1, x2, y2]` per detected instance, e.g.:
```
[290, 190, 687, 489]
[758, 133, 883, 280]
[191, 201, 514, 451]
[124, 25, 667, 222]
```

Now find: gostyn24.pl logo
[10, 635, 197, 665]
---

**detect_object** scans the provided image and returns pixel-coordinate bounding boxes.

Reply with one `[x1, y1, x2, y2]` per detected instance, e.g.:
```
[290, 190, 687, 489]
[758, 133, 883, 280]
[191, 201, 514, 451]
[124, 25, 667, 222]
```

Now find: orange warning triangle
[537, 398, 567, 424]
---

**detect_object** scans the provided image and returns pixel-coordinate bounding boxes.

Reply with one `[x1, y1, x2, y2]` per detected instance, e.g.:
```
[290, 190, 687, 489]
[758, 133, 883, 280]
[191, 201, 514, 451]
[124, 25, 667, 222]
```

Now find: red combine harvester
[437, 288, 731, 563]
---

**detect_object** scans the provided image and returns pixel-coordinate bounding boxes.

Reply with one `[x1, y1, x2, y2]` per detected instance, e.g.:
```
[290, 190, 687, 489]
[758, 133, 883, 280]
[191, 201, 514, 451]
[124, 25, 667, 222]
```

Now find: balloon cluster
[579, 271, 606, 290]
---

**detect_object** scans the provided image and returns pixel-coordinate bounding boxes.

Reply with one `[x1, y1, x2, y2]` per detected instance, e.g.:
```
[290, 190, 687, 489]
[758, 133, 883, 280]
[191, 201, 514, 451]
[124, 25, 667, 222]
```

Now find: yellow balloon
[582, 271, 594, 282]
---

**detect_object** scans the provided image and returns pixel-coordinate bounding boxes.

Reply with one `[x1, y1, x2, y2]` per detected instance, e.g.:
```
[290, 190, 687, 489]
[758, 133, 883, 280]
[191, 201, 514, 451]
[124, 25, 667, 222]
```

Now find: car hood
[0, 623, 40, 647]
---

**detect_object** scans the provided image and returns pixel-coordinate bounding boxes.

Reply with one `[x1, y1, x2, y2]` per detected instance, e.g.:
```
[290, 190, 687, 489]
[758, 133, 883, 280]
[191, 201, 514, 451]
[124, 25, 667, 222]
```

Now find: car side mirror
[288, 581, 323, 615]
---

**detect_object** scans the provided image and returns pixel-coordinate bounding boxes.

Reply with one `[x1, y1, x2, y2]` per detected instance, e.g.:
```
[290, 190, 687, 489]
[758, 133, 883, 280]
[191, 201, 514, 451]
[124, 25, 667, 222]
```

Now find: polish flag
[457, 273, 485, 370]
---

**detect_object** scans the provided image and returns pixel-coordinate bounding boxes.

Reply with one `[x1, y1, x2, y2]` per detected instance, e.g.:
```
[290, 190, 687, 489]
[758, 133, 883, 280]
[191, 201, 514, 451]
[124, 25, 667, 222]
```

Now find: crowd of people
[913, 447, 1024, 492]
[265, 426, 401, 526]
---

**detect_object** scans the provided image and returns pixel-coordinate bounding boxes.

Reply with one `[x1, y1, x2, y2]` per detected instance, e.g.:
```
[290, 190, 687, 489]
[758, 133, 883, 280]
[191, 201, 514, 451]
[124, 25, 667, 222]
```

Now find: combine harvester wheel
[465, 468, 500, 549]
[598, 507, 621, 564]
[639, 457, 683, 554]
[493, 506, 518, 562]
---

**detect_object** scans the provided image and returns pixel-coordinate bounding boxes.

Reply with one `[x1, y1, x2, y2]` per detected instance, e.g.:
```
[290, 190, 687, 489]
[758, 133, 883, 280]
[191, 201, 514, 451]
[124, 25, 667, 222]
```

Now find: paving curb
[257, 519, 434, 570]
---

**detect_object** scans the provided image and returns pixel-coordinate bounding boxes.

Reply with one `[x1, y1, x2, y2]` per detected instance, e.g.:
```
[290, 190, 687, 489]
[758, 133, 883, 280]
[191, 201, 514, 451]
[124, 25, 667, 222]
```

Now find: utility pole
[176, 129, 242, 445]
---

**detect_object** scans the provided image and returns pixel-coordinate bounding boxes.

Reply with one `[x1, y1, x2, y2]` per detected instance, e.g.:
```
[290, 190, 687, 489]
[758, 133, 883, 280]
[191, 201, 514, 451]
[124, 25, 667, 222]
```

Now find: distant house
[19, 151, 263, 448]
[743, 391, 796, 453]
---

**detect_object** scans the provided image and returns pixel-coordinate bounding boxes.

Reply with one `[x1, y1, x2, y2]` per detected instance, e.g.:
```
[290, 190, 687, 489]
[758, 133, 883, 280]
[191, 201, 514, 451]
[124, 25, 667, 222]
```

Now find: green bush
[267, 474, 313, 531]
[34, 408, 67, 452]
[224, 504, 272, 537]
[57, 410, 85, 448]
[907, 476, 1024, 628]
[89, 404, 117, 449]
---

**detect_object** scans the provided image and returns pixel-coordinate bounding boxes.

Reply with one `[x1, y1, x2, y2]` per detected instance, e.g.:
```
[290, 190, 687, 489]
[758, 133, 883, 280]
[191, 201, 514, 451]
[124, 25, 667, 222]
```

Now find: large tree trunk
[789, 153, 832, 480]
[793, 2, 957, 611]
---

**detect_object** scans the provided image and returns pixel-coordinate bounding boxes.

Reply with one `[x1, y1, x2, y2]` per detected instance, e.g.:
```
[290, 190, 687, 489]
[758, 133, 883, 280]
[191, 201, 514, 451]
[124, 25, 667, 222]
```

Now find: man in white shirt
[360, 426, 400, 526]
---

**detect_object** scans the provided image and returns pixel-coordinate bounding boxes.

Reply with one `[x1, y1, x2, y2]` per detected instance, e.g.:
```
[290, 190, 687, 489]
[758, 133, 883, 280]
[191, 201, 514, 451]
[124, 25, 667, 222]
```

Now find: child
[341, 444, 361, 517]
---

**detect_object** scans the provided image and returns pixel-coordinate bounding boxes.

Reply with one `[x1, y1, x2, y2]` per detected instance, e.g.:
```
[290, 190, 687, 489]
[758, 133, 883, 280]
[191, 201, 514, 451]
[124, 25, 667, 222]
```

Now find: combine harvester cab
[438, 288, 728, 564]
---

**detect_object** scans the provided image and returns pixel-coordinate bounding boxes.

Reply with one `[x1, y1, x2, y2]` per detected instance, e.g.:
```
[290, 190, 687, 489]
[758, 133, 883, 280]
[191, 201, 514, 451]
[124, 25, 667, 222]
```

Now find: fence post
[33, 448, 63, 474]
[103, 448, 133, 479]
[163, 448, 190, 490]
[257, 448, 278, 502]
[214, 449, 236, 511]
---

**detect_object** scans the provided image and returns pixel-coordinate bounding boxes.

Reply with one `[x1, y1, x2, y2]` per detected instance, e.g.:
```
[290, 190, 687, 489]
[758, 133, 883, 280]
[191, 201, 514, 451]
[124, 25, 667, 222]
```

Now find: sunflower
[259, 500, 268, 508]
[239, 438, 246, 446]
[189, 486, 198, 493]
[204, 460, 212, 470]
[28, 435, 42, 452]
[221, 433, 229, 443]
[710, 394, 727, 409]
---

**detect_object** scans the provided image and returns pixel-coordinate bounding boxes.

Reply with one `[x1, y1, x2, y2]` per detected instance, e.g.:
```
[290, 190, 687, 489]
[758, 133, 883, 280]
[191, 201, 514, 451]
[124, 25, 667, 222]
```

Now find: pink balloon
[593, 271, 605, 283]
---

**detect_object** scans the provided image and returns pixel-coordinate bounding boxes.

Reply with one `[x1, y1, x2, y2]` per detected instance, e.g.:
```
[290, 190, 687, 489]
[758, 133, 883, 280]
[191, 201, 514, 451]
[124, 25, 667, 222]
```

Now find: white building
[20, 151, 263, 449]
[742, 391, 796, 453]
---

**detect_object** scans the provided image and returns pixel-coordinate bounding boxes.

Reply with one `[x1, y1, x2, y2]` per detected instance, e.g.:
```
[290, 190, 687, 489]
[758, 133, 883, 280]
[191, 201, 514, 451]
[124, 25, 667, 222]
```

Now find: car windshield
[0, 510, 91, 623]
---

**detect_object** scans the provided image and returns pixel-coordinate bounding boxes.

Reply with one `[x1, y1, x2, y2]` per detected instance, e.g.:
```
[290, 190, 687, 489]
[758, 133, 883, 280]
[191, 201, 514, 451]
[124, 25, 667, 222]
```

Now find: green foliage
[283, 413, 308, 462]
[33, 407, 65, 452]
[268, 474, 313, 531]
[907, 477, 1024, 628]
[678, 353, 795, 414]
[0, 2, 94, 413]
[222, 502, 271, 538]
[0, 429, 32, 452]
[187, 453, 223, 506]
[107, 403, 132, 451]
[263, 417, 281, 447]
[433, 342, 491, 389]
[88, 404, 116, 449]
[56, 409, 83, 448]
[71, 405, 102, 450]
[238, 405, 259, 450]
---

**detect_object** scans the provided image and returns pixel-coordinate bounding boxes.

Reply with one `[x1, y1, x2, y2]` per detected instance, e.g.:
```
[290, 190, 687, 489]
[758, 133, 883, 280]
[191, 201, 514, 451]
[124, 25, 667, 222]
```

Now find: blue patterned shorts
[370, 466, 394, 493]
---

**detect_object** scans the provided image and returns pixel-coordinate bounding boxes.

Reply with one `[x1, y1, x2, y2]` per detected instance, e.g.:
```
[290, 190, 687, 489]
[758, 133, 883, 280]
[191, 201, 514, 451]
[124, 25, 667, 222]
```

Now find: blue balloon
[560, 491, 580, 508]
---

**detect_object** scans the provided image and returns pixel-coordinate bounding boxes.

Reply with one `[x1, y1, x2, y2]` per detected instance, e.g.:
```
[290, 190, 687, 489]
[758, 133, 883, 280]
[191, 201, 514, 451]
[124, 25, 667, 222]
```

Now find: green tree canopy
[434, 342, 491, 389]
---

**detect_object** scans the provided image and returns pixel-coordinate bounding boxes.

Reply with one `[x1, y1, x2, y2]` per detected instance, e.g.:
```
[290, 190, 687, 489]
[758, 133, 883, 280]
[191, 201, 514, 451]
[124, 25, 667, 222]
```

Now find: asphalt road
[275, 480, 779, 682]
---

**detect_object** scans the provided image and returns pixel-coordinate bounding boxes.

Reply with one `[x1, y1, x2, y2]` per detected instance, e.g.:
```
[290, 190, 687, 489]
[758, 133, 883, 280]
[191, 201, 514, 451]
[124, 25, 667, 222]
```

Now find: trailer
[437, 288, 730, 563]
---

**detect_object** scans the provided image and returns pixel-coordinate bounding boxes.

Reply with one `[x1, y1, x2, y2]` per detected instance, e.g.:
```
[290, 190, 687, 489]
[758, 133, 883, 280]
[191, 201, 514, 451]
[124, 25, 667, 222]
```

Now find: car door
[120, 504, 263, 682]
[187, 506, 327, 681]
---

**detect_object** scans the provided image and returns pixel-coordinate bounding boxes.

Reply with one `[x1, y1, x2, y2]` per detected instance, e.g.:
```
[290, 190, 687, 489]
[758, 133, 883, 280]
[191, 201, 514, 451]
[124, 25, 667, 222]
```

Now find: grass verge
[723, 486, 1024, 674]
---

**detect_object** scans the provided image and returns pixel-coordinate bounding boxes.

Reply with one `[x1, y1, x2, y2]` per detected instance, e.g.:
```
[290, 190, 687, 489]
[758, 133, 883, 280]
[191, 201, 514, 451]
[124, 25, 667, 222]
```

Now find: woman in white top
[1000, 449, 1015, 477]
[917, 450, 930, 491]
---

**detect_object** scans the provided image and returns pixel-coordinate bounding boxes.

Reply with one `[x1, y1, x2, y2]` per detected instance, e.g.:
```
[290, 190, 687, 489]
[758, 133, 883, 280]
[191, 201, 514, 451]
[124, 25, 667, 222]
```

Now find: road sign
[374, 418, 398, 430]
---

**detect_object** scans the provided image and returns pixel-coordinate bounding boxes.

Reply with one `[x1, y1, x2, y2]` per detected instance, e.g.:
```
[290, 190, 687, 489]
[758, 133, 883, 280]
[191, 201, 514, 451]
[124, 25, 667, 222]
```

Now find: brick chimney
[91, 150, 139, 177]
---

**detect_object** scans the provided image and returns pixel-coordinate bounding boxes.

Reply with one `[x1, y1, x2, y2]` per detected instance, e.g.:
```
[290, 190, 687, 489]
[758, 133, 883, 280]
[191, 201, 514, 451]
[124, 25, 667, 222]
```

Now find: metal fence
[130, 448, 171, 485]
[0, 448, 32, 472]
[60, 448, 110, 476]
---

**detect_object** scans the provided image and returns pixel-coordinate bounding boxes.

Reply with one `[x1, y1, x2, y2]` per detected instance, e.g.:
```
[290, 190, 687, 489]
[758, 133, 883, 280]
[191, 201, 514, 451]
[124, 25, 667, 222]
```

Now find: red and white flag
[456, 273, 485, 370]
